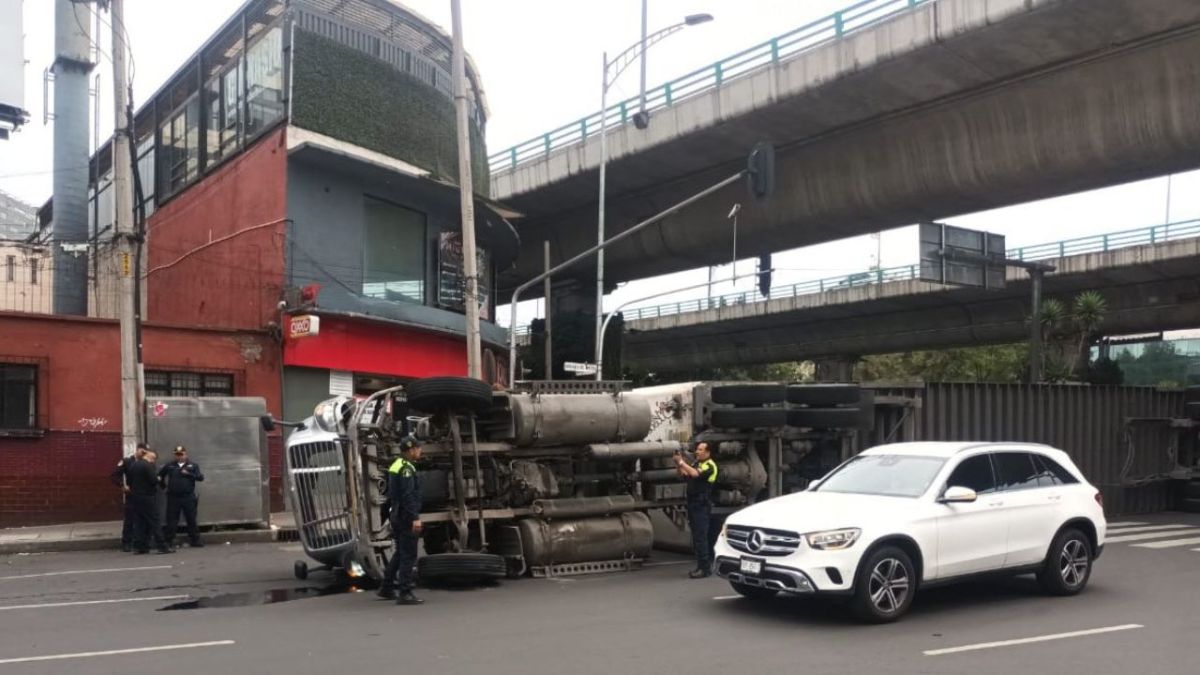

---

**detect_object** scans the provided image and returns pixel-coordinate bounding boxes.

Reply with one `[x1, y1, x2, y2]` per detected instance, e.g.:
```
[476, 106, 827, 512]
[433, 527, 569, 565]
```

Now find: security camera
[277, 300, 288, 310]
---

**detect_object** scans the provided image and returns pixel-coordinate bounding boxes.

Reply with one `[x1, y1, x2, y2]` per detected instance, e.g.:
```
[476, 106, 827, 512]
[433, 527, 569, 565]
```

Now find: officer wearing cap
[675, 441, 718, 578]
[158, 445, 205, 548]
[110, 443, 149, 552]
[377, 436, 424, 605]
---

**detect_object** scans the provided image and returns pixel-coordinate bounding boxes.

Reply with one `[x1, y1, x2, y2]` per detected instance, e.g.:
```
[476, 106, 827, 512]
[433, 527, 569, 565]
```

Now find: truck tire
[417, 552, 507, 584]
[786, 384, 859, 406]
[711, 384, 786, 406]
[787, 407, 861, 429]
[711, 408, 786, 429]
[407, 377, 493, 414]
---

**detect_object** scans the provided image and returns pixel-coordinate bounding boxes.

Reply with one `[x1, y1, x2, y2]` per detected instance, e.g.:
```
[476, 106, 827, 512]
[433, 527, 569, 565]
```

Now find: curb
[0, 528, 297, 555]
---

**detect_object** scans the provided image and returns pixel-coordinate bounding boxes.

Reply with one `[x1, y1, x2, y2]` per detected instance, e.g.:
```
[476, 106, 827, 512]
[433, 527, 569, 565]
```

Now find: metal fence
[621, 218, 1200, 322]
[488, 0, 931, 174]
[865, 382, 1191, 515]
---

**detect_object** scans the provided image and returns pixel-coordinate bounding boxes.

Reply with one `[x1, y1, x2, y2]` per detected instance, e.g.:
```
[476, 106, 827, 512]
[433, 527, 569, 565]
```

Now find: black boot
[396, 591, 424, 605]
[376, 587, 396, 600]
[189, 540, 205, 548]
[688, 568, 711, 579]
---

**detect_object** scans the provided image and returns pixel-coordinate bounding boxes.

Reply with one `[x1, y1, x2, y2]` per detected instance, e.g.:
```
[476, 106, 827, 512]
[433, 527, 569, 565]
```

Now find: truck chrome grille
[287, 440, 353, 552]
[725, 525, 802, 556]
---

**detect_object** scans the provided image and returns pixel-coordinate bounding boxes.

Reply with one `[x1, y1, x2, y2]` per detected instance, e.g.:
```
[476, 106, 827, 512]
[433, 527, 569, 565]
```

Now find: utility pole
[543, 241, 553, 380]
[639, 0, 648, 115]
[451, 0, 482, 380]
[112, 0, 141, 453]
[1028, 268, 1045, 383]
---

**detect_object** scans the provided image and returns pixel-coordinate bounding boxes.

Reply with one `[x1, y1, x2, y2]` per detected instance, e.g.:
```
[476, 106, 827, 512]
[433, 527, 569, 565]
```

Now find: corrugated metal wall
[866, 383, 1187, 515]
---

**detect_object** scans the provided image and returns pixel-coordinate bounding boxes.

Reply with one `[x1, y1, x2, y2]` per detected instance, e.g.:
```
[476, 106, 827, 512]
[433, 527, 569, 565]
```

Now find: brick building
[0, 0, 514, 527]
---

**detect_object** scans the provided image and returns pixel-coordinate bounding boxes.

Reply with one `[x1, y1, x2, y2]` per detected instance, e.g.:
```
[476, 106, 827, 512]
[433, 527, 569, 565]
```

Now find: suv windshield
[815, 455, 947, 498]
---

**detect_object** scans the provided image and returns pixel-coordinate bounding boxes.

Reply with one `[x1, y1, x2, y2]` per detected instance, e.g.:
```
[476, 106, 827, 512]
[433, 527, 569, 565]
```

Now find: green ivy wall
[290, 29, 490, 195]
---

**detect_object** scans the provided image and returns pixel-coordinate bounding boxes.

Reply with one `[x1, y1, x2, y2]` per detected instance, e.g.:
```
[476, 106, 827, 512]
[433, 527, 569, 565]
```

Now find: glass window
[814, 454, 947, 498]
[145, 371, 234, 398]
[29, 259, 38, 285]
[945, 454, 997, 495]
[437, 232, 493, 320]
[362, 197, 426, 303]
[1033, 454, 1079, 486]
[135, 138, 155, 218]
[0, 364, 37, 430]
[246, 26, 284, 138]
[207, 62, 242, 164]
[159, 96, 200, 197]
[993, 452, 1041, 491]
[6, 255, 15, 282]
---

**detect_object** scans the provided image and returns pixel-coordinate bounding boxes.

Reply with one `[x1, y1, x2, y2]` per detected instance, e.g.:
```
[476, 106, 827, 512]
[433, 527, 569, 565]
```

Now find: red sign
[288, 315, 320, 339]
[284, 316, 470, 380]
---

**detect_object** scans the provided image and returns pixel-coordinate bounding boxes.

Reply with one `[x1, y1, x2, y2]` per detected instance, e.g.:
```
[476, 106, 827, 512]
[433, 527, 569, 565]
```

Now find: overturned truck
[279, 378, 879, 582]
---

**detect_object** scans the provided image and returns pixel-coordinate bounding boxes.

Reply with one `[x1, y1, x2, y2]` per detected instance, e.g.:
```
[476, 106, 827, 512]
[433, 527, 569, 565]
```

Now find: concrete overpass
[621, 222, 1200, 371]
[490, 0, 1200, 299]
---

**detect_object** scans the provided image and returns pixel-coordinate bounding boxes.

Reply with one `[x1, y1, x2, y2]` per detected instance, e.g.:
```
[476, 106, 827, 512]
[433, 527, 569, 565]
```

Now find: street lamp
[594, 9, 713, 380]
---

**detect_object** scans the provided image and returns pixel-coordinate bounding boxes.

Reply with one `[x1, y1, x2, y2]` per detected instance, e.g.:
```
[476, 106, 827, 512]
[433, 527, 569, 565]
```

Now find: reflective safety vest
[699, 458, 718, 483]
[388, 457, 416, 477]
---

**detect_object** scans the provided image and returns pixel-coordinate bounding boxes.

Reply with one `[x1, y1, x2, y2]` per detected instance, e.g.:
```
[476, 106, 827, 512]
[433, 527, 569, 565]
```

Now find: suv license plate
[740, 558, 763, 575]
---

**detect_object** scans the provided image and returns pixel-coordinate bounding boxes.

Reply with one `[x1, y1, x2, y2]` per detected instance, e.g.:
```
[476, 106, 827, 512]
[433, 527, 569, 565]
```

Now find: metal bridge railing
[488, 0, 931, 174]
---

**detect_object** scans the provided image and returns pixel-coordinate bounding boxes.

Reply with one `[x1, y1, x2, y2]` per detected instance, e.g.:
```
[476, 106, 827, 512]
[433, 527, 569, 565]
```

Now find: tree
[1037, 291, 1108, 382]
[854, 344, 1028, 383]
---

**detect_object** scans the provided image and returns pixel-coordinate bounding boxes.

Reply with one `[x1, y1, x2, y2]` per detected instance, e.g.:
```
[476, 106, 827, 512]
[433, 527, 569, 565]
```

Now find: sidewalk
[0, 512, 297, 555]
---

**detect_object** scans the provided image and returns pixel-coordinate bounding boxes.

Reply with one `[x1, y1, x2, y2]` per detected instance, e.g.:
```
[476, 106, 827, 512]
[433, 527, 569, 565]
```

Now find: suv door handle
[1047, 495, 1062, 501]
[987, 500, 1004, 507]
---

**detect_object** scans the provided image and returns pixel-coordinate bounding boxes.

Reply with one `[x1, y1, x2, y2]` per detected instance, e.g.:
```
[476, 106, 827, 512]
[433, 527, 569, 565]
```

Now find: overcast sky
[3, 0, 1200, 333]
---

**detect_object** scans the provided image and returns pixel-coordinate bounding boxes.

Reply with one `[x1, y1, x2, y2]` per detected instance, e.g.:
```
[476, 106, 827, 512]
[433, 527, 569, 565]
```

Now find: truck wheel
[787, 408, 861, 429]
[711, 408, 786, 429]
[417, 552, 507, 585]
[786, 384, 859, 406]
[711, 384, 786, 406]
[407, 377, 493, 414]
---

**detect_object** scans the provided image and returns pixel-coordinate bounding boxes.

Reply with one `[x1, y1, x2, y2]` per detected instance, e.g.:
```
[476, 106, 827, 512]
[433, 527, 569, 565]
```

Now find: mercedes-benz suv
[713, 442, 1106, 622]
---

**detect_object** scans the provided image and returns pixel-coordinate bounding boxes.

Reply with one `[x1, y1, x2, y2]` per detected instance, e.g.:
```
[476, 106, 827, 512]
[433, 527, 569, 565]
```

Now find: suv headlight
[805, 528, 861, 550]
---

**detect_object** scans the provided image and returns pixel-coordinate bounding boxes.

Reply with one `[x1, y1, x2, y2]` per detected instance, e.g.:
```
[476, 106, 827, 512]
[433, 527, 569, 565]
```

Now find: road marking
[0, 565, 172, 581]
[924, 624, 1144, 656]
[642, 560, 693, 568]
[1132, 536, 1200, 549]
[1105, 528, 1200, 544]
[1105, 521, 1148, 528]
[0, 595, 187, 611]
[712, 594, 741, 600]
[1101, 524, 1192, 535]
[0, 640, 235, 665]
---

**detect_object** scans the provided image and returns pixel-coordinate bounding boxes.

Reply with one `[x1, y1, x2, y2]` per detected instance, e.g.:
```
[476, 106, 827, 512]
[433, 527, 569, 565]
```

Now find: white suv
[713, 442, 1106, 622]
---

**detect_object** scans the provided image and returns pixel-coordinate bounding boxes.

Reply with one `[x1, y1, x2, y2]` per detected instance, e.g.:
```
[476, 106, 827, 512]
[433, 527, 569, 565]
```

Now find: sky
[3, 0, 1200, 336]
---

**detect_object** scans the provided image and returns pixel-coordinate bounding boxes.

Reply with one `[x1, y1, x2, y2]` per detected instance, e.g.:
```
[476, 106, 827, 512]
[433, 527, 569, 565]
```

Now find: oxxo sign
[288, 315, 320, 339]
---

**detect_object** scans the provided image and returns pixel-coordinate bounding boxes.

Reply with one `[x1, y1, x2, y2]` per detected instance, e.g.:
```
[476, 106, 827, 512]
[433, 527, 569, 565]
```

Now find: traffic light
[758, 254, 772, 297]
[747, 142, 775, 201]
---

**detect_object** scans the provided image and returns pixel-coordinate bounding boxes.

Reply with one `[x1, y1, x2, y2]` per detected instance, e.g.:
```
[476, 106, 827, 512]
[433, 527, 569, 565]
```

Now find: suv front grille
[725, 525, 802, 556]
[287, 440, 353, 552]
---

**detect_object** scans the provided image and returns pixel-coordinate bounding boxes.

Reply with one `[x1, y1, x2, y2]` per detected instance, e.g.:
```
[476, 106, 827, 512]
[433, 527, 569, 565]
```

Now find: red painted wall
[0, 312, 283, 526]
[284, 315, 468, 378]
[145, 127, 288, 331]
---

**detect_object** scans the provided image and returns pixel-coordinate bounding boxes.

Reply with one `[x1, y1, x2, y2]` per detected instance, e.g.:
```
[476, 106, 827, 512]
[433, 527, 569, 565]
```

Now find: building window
[29, 259, 38, 285]
[135, 136, 156, 218]
[159, 96, 200, 197]
[362, 197, 426, 303]
[207, 61, 242, 164]
[4, 256, 12, 282]
[0, 364, 37, 430]
[145, 371, 235, 398]
[246, 25, 284, 138]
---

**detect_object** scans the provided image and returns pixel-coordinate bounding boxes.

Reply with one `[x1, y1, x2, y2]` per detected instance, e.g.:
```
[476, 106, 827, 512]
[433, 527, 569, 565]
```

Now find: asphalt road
[0, 512, 1196, 675]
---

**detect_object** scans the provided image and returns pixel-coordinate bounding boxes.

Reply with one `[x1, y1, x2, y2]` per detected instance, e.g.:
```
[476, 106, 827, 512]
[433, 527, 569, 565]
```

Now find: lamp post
[594, 11, 712, 380]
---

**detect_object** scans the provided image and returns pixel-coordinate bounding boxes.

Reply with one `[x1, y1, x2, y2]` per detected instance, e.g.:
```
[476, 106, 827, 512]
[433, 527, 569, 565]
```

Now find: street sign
[563, 361, 598, 376]
[288, 314, 320, 339]
[919, 222, 1006, 289]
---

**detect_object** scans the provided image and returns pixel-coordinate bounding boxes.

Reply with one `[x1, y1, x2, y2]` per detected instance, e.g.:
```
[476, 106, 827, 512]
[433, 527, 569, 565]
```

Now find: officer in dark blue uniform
[377, 436, 424, 605]
[158, 446, 206, 548]
[675, 441, 718, 578]
[110, 443, 149, 552]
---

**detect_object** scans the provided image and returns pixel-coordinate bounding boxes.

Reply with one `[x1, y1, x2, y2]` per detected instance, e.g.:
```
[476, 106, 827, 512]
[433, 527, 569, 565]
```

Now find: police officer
[129, 450, 173, 554]
[158, 445, 205, 548]
[110, 443, 149, 552]
[377, 436, 424, 605]
[675, 441, 718, 578]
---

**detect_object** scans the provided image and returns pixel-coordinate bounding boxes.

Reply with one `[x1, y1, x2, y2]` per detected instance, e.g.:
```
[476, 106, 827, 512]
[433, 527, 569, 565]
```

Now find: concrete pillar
[814, 355, 859, 383]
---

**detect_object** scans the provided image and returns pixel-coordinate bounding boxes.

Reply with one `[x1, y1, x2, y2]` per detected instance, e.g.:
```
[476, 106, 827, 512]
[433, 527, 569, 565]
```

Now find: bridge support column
[814, 355, 860, 383]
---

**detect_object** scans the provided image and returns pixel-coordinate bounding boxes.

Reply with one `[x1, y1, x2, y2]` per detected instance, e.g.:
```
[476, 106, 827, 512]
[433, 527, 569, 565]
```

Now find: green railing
[488, 0, 931, 174]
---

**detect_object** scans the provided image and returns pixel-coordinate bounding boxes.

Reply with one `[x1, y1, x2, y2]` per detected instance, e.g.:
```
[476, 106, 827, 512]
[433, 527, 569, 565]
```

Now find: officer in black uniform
[158, 445, 205, 548]
[110, 443, 149, 552]
[129, 450, 173, 554]
[377, 436, 424, 605]
[675, 441, 718, 578]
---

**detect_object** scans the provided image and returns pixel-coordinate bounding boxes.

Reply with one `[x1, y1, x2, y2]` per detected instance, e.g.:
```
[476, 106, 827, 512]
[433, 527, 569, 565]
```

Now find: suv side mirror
[259, 415, 276, 432]
[940, 486, 978, 503]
